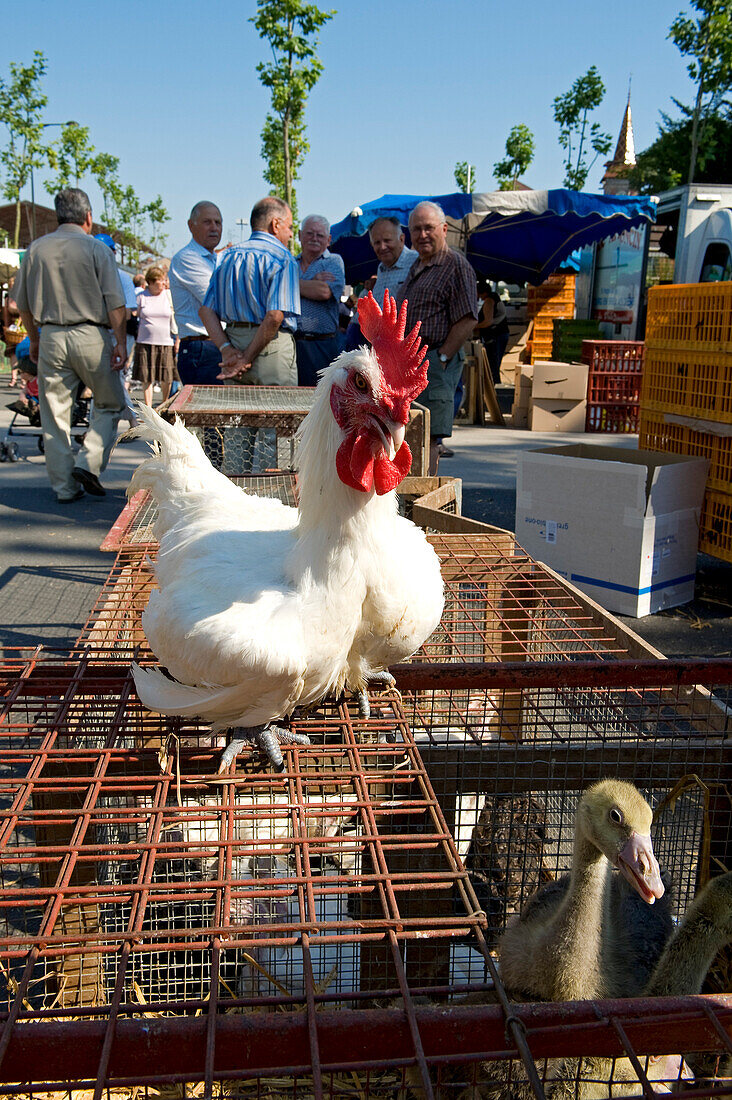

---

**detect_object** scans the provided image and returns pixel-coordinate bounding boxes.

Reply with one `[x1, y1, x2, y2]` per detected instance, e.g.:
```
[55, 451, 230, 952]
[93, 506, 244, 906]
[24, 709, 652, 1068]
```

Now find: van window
[700, 242, 732, 282]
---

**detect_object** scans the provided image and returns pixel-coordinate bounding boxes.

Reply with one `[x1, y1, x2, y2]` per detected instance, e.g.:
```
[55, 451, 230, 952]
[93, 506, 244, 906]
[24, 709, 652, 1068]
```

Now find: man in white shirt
[168, 201, 222, 386]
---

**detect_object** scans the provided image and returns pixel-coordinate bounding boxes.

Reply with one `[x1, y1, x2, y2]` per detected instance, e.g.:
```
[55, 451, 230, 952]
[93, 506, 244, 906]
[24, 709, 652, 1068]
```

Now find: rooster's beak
[370, 416, 405, 459]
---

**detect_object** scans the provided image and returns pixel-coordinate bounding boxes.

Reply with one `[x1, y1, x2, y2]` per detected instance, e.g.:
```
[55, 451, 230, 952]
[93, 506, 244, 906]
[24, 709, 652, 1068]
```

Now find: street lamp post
[30, 121, 78, 241]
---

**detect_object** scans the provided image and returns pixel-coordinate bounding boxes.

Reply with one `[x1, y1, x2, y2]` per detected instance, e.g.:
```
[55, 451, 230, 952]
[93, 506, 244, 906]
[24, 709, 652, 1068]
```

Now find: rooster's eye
[353, 373, 368, 392]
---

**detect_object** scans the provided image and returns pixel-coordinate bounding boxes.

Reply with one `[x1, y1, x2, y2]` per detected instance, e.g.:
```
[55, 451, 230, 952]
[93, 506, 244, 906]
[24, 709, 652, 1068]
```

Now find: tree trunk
[689, 20, 711, 184]
[13, 198, 21, 249]
[283, 109, 292, 209]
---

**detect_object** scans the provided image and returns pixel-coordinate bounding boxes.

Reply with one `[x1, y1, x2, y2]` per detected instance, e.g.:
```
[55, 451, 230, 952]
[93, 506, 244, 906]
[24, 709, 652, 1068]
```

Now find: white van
[655, 184, 732, 284]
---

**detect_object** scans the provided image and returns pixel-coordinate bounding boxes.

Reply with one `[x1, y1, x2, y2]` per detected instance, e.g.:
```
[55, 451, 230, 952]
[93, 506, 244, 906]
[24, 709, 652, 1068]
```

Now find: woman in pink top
[133, 265, 179, 406]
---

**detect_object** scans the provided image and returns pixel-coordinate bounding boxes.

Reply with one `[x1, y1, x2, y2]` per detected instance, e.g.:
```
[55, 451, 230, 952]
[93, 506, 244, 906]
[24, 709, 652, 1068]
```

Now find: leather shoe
[437, 444, 455, 458]
[72, 468, 106, 497]
[57, 488, 85, 503]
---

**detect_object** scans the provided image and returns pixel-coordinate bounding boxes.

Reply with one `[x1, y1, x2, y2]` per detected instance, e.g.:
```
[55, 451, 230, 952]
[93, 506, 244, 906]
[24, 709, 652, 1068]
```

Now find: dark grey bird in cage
[498, 779, 666, 1003]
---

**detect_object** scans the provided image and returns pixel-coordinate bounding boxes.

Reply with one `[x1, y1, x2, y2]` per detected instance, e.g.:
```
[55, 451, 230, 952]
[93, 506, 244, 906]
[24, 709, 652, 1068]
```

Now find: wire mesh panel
[80, 534, 651, 666]
[101, 473, 300, 551]
[398, 660, 732, 941]
[165, 384, 315, 476]
[1, 656, 732, 1097]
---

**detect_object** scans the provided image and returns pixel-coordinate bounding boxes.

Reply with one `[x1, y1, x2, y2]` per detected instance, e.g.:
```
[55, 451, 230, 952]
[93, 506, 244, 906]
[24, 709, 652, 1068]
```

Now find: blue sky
[10, 0, 693, 254]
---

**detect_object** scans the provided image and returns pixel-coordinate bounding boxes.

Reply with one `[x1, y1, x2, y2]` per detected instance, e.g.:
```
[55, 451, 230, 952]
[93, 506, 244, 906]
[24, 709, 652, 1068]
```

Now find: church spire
[602, 83, 636, 194]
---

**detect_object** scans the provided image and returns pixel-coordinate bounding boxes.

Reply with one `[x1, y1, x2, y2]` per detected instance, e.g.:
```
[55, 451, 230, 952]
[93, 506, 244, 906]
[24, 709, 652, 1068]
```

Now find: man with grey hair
[168, 200, 223, 387]
[397, 201, 478, 474]
[368, 216, 417, 301]
[294, 214, 345, 386]
[200, 196, 299, 385]
[13, 187, 127, 501]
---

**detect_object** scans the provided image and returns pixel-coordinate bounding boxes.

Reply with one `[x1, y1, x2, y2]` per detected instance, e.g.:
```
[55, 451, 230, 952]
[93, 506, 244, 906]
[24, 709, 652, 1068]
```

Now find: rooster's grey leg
[218, 723, 311, 773]
[355, 670, 396, 719]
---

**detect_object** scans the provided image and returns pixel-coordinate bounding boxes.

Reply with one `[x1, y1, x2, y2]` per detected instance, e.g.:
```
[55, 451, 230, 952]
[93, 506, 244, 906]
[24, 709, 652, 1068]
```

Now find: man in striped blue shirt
[200, 196, 300, 386]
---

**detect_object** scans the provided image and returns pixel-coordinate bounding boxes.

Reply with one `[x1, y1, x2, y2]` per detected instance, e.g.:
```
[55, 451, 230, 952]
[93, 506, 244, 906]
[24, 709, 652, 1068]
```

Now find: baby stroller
[1, 337, 90, 461]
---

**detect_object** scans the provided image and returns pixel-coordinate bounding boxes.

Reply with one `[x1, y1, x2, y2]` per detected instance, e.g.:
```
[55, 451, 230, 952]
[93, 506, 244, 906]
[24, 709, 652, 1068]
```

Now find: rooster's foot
[218, 724, 311, 774]
[354, 670, 396, 719]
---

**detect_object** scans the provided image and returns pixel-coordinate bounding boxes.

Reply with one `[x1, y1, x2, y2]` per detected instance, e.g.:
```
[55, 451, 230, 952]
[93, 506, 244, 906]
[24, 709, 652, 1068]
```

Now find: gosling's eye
[353, 373, 368, 392]
[609, 807, 624, 825]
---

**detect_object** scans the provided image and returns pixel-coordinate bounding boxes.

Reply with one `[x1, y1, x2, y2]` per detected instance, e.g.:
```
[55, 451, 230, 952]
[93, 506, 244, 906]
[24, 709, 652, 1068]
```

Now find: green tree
[552, 66, 612, 190]
[44, 122, 95, 194]
[494, 124, 535, 190]
[90, 152, 122, 226]
[630, 105, 732, 192]
[454, 161, 476, 193]
[115, 184, 145, 266]
[669, 0, 732, 182]
[0, 51, 48, 247]
[251, 0, 335, 216]
[145, 194, 170, 255]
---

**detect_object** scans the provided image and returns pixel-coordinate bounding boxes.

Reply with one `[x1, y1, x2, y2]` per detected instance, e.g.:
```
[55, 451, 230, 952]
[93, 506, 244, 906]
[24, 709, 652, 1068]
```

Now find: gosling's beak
[617, 832, 665, 904]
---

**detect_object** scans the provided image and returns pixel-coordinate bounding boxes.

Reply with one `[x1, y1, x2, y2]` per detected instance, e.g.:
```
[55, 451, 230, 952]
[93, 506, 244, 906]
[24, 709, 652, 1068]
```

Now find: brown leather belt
[179, 334, 210, 343]
[295, 331, 337, 341]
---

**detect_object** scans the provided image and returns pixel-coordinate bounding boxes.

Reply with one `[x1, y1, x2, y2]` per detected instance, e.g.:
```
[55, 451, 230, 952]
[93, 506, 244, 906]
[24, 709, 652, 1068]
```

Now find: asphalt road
[0, 374, 729, 660]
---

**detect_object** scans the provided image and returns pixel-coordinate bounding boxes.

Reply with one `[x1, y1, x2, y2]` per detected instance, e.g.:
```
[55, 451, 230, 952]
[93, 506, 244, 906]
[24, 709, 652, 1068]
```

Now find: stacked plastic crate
[581, 338, 645, 432]
[551, 317, 602, 361]
[526, 274, 576, 363]
[640, 283, 732, 563]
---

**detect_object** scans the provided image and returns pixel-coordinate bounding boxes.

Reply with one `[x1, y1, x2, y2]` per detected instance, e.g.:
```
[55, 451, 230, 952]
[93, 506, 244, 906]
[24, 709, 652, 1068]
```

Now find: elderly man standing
[168, 201, 223, 386]
[200, 196, 299, 385]
[396, 201, 478, 475]
[369, 216, 417, 302]
[294, 215, 345, 387]
[14, 188, 127, 502]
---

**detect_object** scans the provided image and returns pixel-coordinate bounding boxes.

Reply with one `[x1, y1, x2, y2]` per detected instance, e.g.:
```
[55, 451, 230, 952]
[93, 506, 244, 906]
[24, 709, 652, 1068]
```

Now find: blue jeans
[176, 339, 224, 386]
[295, 335, 340, 387]
[176, 338, 223, 468]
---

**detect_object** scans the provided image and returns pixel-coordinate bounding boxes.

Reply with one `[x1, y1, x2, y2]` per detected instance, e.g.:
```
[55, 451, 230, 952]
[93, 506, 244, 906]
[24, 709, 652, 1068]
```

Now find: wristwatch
[439, 352, 448, 363]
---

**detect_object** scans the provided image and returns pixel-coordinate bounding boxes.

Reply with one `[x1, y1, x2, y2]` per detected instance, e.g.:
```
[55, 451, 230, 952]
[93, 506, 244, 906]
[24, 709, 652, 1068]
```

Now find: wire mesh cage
[162, 386, 429, 479]
[1, 654, 732, 1097]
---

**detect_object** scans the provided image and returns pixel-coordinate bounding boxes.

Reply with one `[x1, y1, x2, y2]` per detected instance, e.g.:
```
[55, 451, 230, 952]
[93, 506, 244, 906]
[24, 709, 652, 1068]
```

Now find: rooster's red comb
[358, 290, 428, 404]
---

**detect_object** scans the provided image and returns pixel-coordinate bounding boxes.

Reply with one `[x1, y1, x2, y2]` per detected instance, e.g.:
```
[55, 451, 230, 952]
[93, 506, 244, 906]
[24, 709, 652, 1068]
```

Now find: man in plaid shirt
[397, 202, 478, 474]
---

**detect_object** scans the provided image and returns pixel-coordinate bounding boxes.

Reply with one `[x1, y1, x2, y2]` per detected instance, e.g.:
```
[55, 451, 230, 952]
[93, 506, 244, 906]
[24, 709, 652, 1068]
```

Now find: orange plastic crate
[641, 347, 732, 424]
[646, 283, 732, 353]
[699, 488, 732, 563]
[639, 409, 732, 494]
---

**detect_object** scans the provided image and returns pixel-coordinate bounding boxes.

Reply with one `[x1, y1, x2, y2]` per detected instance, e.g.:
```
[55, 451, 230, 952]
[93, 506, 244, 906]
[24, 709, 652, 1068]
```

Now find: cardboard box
[515, 444, 709, 616]
[532, 361, 589, 400]
[529, 398, 587, 432]
[513, 364, 533, 408]
[511, 403, 529, 429]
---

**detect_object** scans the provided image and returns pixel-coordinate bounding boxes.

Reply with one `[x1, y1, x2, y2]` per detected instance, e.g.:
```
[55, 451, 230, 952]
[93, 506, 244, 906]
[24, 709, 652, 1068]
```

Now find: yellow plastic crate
[699, 487, 732, 563]
[646, 282, 732, 353]
[639, 409, 732, 493]
[641, 347, 732, 424]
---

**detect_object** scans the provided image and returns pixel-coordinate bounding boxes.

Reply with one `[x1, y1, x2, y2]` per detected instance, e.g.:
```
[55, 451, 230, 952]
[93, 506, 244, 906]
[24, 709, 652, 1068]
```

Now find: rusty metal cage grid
[77, 534, 642, 665]
[0, 656, 731, 1097]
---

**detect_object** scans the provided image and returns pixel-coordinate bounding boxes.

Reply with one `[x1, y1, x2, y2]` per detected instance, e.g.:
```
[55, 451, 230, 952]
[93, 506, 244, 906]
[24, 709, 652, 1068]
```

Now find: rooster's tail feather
[127, 405, 212, 499]
[132, 663, 253, 730]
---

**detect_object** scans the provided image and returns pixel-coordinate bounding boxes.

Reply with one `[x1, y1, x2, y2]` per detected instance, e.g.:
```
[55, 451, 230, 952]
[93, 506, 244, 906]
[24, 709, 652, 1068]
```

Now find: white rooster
[130, 291, 444, 771]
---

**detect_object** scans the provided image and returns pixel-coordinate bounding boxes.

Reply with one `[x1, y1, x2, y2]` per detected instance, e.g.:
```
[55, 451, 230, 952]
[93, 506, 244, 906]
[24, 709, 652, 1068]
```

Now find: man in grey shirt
[14, 188, 127, 502]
